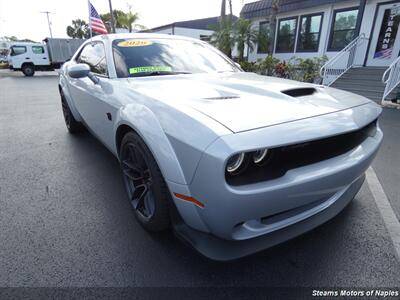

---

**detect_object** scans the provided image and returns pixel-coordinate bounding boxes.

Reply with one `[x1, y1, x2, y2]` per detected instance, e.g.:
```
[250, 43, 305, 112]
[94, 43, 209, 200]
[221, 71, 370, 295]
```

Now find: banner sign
[374, 6, 400, 59]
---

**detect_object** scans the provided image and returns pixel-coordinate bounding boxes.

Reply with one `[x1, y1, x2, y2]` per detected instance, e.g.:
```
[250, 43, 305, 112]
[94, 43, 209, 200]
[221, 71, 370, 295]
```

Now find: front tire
[22, 64, 35, 76]
[120, 131, 170, 232]
[61, 94, 84, 134]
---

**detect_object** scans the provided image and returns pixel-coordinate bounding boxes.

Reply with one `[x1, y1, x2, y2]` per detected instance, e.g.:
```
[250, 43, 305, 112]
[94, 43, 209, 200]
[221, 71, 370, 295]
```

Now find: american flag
[89, 1, 108, 35]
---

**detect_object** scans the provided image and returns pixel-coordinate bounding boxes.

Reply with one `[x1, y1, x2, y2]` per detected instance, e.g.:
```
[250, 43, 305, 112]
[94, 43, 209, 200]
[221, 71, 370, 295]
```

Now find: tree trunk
[268, 0, 279, 55]
[221, 0, 226, 22]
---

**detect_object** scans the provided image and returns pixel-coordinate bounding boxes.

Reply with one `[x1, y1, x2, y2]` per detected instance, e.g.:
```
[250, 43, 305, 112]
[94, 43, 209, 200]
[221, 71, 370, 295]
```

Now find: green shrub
[241, 55, 328, 83]
[291, 56, 328, 83]
[258, 55, 279, 76]
[239, 61, 259, 72]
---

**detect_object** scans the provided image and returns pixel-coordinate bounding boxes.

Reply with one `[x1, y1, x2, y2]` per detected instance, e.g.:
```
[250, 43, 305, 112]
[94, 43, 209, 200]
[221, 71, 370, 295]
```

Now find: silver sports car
[59, 33, 382, 260]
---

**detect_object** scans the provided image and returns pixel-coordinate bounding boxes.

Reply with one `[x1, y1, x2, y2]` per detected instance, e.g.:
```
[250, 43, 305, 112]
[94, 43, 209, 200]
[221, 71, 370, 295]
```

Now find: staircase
[330, 67, 397, 103]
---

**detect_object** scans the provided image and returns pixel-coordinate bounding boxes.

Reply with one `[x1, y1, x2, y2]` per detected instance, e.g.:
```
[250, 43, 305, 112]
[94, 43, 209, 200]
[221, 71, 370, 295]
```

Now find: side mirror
[68, 63, 99, 84]
[68, 63, 90, 78]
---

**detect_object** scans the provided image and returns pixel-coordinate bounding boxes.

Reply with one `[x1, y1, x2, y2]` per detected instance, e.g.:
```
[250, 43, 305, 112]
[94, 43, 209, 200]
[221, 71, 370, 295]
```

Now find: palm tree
[234, 18, 258, 61]
[117, 11, 139, 32]
[66, 19, 90, 39]
[100, 10, 126, 33]
[268, 0, 280, 54]
[210, 19, 235, 58]
[214, 0, 234, 58]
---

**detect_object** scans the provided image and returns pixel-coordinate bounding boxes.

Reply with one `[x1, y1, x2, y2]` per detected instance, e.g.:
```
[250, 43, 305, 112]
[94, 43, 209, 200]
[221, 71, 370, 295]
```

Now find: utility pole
[41, 11, 53, 38]
[108, 0, 115, 33]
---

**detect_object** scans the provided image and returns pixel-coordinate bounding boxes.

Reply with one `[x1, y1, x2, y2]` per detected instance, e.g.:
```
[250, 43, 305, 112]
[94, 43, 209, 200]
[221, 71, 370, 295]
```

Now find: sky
[0, 0, 253, 42]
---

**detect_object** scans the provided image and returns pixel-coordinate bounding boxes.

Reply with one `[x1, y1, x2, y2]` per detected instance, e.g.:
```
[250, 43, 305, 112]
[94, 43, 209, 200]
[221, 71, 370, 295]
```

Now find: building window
[329, 8, 359, 51]
[276, 17, 297, 53]
[257, 21, 270, 54]
[297, 13, 323, 52]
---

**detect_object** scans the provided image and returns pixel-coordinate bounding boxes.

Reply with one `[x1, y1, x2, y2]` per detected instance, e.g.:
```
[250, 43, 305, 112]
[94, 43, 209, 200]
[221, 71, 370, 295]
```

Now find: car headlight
[253, 149, 269, 164]
[226, 152, 246, 174]
[226, 148, 271, 176]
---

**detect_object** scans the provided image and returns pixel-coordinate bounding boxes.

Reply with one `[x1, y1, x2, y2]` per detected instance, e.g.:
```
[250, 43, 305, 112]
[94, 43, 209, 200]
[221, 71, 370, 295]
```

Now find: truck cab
[8, 42, 51, 76]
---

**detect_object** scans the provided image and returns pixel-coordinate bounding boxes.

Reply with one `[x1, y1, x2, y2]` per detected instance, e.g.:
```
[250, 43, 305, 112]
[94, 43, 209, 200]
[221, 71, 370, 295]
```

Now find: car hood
[126, 72, 372, 133]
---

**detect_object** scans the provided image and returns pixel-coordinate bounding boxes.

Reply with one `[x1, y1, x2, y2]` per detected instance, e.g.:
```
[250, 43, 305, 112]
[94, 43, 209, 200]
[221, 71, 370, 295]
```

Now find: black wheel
[61, 94, 84, 133]
[120, 131, 170, 232]
[22, 64, 35, 76]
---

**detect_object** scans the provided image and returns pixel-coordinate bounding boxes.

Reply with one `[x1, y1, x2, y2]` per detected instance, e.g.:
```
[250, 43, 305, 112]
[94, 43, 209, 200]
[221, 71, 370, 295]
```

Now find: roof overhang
[241, 0, 352, 19]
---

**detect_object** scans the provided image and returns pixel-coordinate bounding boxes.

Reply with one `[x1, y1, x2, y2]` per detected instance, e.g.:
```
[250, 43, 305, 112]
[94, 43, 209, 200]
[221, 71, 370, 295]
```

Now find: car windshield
[112, 38, 239, 78]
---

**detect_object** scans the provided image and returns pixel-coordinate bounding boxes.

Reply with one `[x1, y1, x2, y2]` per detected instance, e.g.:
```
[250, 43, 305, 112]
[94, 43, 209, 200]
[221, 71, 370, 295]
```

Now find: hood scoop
[203, 96, 240, 100]
[282, 87, 317, 98]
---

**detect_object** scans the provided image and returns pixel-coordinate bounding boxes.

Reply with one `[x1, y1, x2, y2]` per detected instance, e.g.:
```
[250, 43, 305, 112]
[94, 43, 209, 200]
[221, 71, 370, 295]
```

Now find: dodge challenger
[58, 33, 382, 260]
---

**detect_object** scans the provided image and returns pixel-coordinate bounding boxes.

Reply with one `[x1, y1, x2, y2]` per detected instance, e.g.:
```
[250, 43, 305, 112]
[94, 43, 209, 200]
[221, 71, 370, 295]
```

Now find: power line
[41, 11, 53, 38]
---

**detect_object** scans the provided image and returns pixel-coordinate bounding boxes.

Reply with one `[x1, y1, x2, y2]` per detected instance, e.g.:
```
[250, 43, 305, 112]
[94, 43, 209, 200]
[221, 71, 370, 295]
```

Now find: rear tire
[61, 94, 84, 134]
[120, 131, 170, 232]
[22, 64, 35, 77]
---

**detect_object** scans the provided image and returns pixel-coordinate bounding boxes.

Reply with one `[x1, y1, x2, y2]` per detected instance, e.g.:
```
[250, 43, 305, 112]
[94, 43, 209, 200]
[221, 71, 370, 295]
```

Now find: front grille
[227, 120, 377, 186]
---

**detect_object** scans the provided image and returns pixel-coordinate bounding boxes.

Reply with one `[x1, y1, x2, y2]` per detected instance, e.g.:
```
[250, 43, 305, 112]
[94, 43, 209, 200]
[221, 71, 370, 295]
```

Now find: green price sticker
[129, 66, 172, 74]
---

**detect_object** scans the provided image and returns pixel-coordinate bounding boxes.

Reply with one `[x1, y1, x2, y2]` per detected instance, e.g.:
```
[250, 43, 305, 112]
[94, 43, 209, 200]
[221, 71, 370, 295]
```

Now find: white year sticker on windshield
[129, 66, 172, 74]
[118, 40, 153, 47]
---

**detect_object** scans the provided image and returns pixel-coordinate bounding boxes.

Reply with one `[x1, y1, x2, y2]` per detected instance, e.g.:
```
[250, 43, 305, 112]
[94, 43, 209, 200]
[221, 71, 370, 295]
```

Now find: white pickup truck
[8, 38, 85, 76]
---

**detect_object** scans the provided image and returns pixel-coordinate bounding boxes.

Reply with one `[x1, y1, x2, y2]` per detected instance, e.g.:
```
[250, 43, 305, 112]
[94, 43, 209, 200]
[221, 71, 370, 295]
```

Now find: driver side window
[77, 42, 108, 76]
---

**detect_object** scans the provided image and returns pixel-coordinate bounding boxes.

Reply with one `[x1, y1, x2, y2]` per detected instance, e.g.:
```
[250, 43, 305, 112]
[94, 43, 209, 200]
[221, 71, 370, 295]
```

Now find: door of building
[367, 2, 400, 66]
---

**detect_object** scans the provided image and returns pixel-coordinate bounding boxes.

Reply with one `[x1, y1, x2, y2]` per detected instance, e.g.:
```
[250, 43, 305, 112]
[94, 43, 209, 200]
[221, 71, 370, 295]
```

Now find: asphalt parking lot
[0, 70, 400, 289]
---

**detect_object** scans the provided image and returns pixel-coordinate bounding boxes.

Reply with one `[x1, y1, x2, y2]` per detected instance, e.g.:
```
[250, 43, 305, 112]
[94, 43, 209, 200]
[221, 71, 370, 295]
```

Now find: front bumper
[174, 174, 365, 261]
[169, 103, 382, 260]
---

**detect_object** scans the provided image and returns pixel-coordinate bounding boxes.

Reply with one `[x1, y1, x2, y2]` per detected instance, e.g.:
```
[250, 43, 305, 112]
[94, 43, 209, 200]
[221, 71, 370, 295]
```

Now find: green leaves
[233, 18, 259, 62]
[66, 19, 90, 39]
[239, 55, 328, 83]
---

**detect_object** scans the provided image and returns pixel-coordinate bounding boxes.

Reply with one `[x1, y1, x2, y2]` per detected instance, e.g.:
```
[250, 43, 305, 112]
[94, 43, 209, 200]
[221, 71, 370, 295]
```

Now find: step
[333, 82, 385, 89]
[340, 74, 384, 80]
[340, 76, 384, 82]
[332, 83, 385, 91]
[346, 67, 386, 73]
[346, 68, 386, 74]
[334, 78, 385, 85]
[345, 71, 386, 77]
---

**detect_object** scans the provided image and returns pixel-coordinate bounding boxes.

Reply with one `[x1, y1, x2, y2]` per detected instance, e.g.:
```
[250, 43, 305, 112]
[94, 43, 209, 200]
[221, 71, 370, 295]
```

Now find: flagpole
[88, 0, 93, 39]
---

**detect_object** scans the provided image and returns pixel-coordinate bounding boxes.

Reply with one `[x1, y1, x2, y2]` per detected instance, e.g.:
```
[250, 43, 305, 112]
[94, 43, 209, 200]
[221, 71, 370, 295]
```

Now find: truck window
[32, 46, 44, 54]
[10, 46, 27, 56]
[77, 42, 108, 76]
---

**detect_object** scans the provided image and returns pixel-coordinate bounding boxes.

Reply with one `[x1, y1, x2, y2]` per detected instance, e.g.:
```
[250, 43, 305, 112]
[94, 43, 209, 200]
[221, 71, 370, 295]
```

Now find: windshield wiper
[134, 71, 192, 77]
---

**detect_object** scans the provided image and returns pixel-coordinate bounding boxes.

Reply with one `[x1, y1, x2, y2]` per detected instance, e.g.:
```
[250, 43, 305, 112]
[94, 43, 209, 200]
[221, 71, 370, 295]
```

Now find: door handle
[25, 57, 30, 59]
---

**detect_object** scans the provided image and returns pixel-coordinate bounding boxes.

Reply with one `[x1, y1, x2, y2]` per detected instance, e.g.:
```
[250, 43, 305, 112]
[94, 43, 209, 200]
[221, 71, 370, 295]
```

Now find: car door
[31, 45, 50, 66]
[68, 42, 116, 148]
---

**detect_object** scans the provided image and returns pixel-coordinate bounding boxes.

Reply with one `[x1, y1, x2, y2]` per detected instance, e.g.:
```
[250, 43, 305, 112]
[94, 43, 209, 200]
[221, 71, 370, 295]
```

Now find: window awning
[241, 0, 351, 19]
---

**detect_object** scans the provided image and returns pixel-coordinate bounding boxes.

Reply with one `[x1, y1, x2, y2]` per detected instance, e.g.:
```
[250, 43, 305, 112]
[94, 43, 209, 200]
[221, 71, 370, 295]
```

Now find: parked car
[59, 33, 382, 261]
[8, 38, 85, 76]
[0, 54, 7, 63]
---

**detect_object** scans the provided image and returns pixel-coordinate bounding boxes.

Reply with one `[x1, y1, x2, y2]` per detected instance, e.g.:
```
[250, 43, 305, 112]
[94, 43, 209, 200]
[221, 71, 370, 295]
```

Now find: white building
[242, 0, 400, 103]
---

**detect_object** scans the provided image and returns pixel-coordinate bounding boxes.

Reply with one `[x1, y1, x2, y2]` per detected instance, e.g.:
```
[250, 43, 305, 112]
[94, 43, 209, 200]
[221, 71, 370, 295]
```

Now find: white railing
[320, 34, 368, 86]
[382, 55, 400, 103]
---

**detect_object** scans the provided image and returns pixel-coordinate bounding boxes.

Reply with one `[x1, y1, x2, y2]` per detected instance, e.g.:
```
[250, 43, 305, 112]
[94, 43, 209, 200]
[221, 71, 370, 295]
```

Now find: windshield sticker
[129, 66, 172, 74]
[118, 40, 153, 47]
